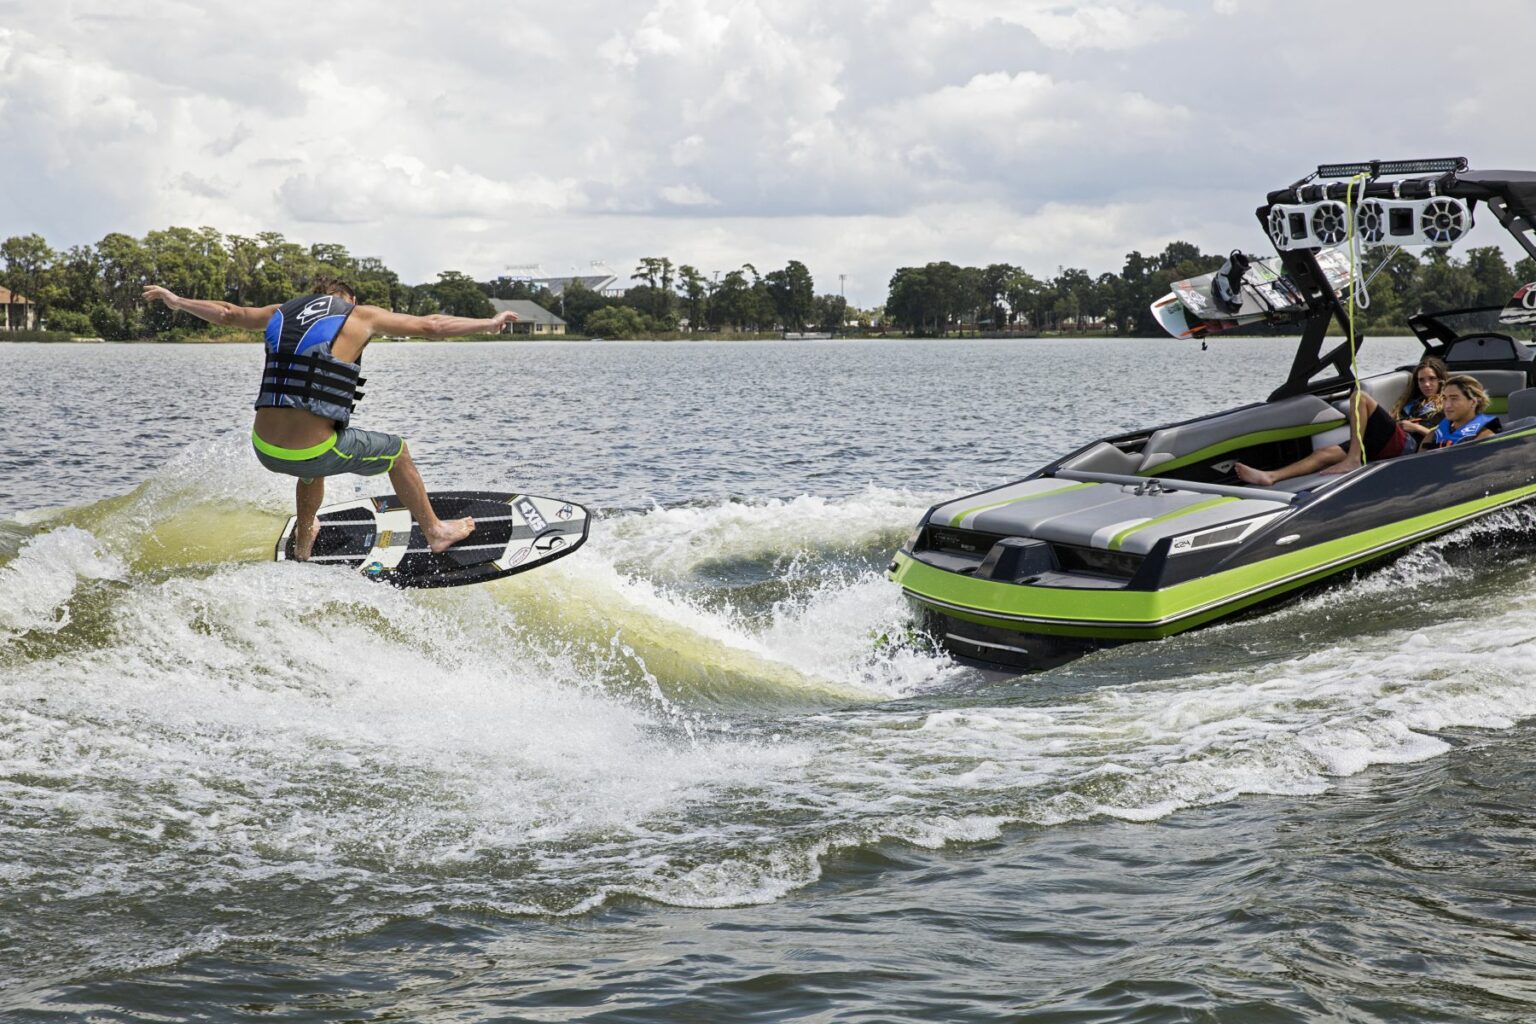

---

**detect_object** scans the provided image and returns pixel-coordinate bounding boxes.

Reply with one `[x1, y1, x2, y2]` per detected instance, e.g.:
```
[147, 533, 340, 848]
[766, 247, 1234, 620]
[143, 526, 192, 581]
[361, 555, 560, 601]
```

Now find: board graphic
[275, 491, 590, 588]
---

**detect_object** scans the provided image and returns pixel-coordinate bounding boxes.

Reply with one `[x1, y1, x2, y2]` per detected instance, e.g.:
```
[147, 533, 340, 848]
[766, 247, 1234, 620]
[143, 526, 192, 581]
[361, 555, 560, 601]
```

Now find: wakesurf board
[275, 491, 589, 588]
[1151, 247, 1356, 339]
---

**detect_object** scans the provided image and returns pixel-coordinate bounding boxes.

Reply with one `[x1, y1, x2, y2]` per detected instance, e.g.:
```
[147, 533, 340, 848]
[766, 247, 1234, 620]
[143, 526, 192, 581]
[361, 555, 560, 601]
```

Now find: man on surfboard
[142, 277, 516, 561]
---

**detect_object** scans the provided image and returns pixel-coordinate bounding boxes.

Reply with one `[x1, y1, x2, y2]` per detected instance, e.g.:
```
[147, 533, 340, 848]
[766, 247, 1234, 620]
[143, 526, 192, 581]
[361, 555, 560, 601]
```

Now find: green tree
[96, 232, 151, 314]
[811, 293, 847, 332]
[0, 234, 57, 327]
[253, 232, 314, 304]
[56, 244, 101, 311]
[764, 260, 815, 331]
[1417, 249, 1476, 313]
[559, 279, 612, 333]
[584, 305, 650, 339]
[1463, 246, 1516, 308]
[430, 270, 494, 317]
[676, 264, 709, 332]
[631, 257, 675, 319]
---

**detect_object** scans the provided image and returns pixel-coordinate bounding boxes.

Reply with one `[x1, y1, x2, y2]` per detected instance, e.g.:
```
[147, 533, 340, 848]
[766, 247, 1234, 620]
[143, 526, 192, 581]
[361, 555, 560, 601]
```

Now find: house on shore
[489, 299, 567, 337]
[1, 287, 37, 330]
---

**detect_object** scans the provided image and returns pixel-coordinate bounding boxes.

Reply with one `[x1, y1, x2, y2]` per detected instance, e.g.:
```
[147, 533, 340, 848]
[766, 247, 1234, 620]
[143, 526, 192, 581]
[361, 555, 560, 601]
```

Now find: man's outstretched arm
[358, 307, 518, 339]
[142, 285, 279, 330]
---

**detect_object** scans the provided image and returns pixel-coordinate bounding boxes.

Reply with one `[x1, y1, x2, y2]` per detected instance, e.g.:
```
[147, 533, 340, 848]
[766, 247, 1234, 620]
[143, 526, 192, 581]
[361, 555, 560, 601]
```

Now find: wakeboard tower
[276, 491, 590, 588]
[890, 158, 1536, 669]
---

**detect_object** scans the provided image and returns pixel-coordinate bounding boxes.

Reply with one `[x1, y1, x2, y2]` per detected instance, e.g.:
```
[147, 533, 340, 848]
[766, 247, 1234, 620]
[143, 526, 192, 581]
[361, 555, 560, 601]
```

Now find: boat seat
[1508, 388, 1536, 420]
[1060, 441, 1142, 476]
[1136, 395, 1339, 475]
[1466, 370, 1534, 414]
[1359, 370, 1411, 409]
[1386, 369, 1528, 416]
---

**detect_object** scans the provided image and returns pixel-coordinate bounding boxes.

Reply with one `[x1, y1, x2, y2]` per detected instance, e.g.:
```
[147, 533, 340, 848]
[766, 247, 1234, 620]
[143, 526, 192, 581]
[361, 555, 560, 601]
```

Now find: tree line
[2, 226, 1533, 340]
[487, 256, 852, 336]
[886, 242, 1536, 336]
[0, 230, 851, 339]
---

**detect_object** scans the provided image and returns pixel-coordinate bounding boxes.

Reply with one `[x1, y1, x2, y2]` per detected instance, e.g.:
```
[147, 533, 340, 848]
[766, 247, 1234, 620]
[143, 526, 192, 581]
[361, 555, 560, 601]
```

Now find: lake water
[3, 337, 1535, 1022]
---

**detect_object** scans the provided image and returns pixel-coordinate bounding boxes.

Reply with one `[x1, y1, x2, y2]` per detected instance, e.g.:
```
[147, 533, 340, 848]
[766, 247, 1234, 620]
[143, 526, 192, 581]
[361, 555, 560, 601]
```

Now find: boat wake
[4, 445, 1536, 985]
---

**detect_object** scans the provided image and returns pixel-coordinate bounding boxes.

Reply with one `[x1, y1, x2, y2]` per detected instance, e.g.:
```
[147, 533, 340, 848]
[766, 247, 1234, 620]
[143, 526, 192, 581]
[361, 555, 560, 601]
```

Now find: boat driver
[142, 277, 517, 561]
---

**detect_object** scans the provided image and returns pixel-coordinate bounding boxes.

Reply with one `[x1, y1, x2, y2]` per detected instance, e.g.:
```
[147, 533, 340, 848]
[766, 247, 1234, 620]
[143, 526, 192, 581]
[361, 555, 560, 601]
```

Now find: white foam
[0, 526, 124, 639]
[601, 486, 926, 577]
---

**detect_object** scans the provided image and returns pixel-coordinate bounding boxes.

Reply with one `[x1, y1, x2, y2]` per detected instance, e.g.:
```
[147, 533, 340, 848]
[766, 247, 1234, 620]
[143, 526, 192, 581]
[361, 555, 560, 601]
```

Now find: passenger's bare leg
[1235, 445, 1347, 486]
[1327, 389, 1380, 473]
[387, 442, 475, 552]
[293, 477, 324, 561]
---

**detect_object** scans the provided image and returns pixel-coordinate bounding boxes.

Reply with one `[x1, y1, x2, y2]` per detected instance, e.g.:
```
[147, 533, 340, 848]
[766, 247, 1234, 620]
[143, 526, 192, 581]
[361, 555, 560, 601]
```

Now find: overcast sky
[2, 0, 1531, 306]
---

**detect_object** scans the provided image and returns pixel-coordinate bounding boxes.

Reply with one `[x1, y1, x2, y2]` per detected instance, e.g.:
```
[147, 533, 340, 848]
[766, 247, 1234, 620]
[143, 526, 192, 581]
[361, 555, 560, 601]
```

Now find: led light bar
[1315, 157, 1467, 179]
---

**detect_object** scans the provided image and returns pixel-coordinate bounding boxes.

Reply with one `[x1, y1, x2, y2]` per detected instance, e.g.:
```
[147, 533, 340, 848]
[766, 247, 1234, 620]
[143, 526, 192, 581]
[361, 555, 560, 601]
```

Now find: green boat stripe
[894, 479, 1536, 632]
[947, 482, 1096, 527]
[1139, 420, 1342, 475]
[1107, 496, 1238, 551]
[251, 431, 338, 461]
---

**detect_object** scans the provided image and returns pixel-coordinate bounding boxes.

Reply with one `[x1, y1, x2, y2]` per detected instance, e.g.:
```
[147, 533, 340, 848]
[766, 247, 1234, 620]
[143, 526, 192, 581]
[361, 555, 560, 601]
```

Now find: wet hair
[1392, 355, 1449, 418]
[310, 274, 357, 303]
[1442, 374, 1489, 414]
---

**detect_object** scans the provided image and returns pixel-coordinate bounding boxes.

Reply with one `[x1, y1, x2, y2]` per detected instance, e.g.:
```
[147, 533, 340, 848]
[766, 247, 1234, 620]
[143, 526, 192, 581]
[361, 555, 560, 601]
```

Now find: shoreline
[0, 329, 1421, 345]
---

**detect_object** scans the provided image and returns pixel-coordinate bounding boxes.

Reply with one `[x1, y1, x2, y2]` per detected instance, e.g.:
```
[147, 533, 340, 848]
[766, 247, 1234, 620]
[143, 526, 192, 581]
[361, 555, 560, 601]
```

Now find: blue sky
[1, 0, 1530, 305]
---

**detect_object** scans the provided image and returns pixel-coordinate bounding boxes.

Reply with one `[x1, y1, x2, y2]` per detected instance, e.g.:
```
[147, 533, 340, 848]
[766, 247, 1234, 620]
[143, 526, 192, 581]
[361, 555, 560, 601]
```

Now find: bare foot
[1318, 459, 1362, 477]
[293, 519, 320, 561]
[1233, 463, 1275, 487]
[426, 516, 475, 553]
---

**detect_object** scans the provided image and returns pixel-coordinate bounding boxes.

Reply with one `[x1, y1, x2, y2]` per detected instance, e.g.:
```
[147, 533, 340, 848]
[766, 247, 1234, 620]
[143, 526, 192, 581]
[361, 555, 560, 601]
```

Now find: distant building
[1, 287, 37, 330]
[527, 274, 624, 298]
[489, 299, 567, 336]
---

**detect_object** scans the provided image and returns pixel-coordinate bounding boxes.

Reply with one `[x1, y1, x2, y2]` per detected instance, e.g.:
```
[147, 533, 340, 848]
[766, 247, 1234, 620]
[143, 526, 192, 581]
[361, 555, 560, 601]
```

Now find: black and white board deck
[1152, 248, 1356, 339]
[275, 491, 590, 588]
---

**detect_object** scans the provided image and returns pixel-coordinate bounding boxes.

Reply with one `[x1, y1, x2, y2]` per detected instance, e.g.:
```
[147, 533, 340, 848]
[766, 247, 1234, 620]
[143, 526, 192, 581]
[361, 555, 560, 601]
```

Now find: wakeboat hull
[891, 157, 1536, 669]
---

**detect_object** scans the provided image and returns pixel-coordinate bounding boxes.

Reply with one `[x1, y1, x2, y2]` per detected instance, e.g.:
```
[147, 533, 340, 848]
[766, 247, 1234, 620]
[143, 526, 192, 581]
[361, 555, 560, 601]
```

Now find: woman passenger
[1392, 356, 1448, 444]
[1422, 375, 1499, 448]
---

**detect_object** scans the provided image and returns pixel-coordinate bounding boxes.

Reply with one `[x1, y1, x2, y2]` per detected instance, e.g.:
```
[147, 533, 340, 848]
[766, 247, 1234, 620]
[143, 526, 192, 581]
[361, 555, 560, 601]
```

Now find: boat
[888, 158, 1536, 669]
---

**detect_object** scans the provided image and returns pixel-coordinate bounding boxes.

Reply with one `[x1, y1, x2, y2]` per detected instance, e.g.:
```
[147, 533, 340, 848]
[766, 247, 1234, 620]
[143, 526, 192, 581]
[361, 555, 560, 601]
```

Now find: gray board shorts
[251, 426, 405, 482]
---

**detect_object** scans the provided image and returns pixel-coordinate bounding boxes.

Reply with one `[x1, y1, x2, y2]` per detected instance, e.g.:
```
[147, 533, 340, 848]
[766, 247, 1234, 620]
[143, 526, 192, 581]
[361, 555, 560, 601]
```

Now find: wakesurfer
[142, 278, 517, 561]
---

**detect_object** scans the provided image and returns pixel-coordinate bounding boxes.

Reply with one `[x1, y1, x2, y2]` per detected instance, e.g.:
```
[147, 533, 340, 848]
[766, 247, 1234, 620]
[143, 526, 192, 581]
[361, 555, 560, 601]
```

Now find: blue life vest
[254, 294, 365, 425]
[1428, 413, 1496, 448]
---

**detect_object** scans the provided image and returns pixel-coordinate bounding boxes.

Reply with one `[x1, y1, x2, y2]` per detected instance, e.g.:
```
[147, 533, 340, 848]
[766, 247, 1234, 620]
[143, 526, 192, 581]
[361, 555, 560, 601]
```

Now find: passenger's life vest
[1428, 412, 1496, 448]
[1401, 396, 1442, 425]
[253, 294, 365, 425]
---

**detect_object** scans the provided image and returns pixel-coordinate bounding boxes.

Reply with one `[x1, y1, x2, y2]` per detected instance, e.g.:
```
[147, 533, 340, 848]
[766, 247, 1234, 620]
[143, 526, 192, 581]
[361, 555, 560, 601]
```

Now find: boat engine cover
[978, 537, 1060, 582]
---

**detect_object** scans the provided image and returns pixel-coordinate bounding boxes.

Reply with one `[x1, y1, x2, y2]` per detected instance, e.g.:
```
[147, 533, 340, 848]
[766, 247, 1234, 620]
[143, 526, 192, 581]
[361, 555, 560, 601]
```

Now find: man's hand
[142, 285, 180, 308]
[492, 310, 519, 332]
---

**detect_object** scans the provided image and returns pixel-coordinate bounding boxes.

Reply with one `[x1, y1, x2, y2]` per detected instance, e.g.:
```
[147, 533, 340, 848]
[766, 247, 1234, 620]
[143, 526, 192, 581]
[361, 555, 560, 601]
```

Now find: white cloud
[937, 0, 1193, 51]
[659, 184, 720, 207]
[276, 158, 586, 224]
[0, 0, 1532, 306]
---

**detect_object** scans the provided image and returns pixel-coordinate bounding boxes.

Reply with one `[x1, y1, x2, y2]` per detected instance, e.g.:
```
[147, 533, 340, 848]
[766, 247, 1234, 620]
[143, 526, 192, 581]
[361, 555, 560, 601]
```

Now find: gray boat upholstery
[1459, 369, 1527, 413]
[1060, 441, 1142, 476]
[1506, 388, 1536, 420]
[939, 479, 1288, 556]
[1136, 395, 1339, 474]
[1359, 371, 1411, 409]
